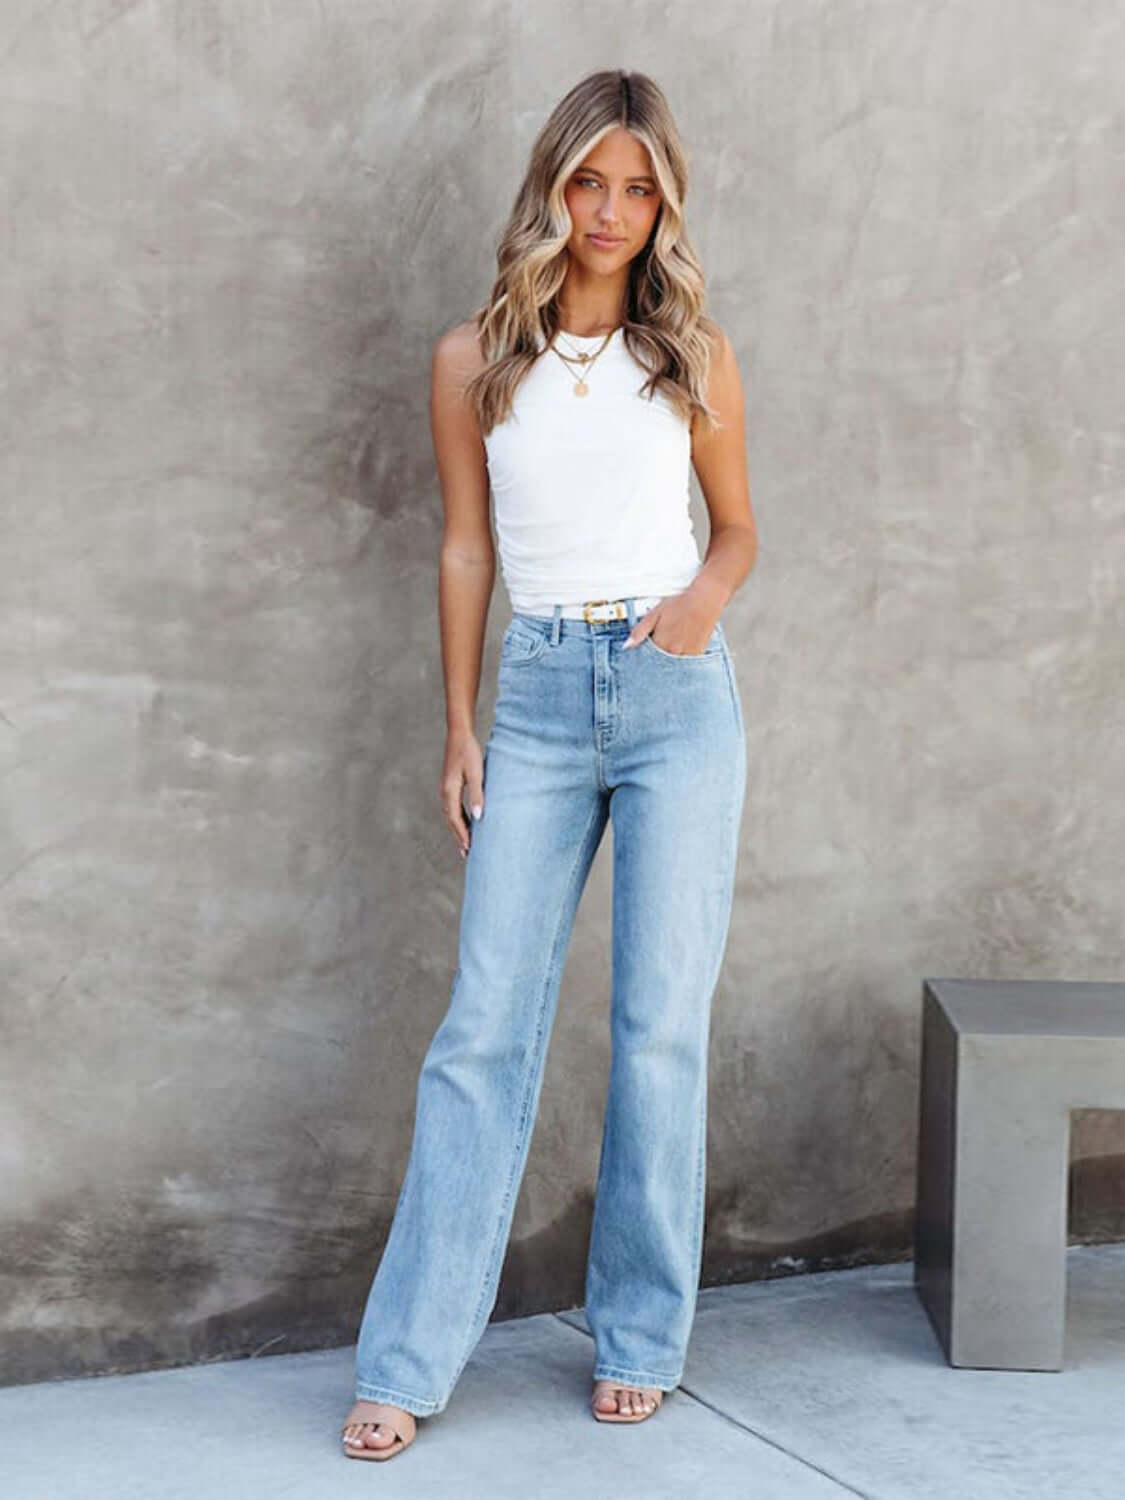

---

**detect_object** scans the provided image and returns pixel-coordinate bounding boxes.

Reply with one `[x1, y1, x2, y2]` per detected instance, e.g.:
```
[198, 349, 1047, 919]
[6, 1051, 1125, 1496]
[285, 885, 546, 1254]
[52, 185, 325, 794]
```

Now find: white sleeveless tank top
[483, 327, 703, 613]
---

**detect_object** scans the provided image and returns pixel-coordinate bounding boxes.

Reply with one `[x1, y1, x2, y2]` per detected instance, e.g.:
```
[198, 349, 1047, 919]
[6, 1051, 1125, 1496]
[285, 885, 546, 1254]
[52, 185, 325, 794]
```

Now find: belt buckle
[582, 597, 627, 624]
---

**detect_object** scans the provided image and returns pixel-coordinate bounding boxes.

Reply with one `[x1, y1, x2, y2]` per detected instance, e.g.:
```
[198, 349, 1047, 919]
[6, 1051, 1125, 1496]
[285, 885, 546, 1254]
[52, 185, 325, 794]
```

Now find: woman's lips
[589, 234, 625, 248]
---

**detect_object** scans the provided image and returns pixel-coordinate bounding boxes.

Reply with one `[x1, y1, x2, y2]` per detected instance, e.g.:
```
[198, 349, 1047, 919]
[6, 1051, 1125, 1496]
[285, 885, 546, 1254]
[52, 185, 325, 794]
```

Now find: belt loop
[551, 603, 562, 646]
[626, 596, 637, 628]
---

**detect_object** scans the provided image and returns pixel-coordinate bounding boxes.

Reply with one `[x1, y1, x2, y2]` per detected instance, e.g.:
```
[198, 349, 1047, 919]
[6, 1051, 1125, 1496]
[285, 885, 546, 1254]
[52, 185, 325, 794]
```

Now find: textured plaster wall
[2, 2, 1123, 1385]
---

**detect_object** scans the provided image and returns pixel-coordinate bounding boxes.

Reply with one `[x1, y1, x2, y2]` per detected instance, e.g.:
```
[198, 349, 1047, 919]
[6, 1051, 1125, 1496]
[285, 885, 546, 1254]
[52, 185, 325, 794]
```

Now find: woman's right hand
[441, 728, 486, 859]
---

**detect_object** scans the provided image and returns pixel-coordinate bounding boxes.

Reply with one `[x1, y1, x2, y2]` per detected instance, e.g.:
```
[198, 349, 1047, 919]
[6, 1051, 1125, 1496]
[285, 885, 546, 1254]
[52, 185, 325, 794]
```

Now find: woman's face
[563, 127, 664, 272]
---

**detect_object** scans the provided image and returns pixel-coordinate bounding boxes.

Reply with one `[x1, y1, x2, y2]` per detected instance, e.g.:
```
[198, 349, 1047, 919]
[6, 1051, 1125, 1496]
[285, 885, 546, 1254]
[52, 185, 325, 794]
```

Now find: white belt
[517, 594, 665, 622]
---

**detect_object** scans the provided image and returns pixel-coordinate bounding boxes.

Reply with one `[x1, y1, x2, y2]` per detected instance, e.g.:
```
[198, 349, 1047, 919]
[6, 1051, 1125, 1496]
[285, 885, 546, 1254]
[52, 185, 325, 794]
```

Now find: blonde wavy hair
[465, 69, 723, 438]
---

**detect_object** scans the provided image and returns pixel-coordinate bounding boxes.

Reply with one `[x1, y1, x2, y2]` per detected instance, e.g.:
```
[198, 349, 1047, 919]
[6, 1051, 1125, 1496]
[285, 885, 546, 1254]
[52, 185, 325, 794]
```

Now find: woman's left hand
[623, 595, 719, 656]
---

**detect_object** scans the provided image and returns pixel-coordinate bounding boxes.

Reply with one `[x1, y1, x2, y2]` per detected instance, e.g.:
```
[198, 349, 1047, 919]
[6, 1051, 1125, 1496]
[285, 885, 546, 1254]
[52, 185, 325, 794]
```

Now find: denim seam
[592, 1363, 683, 1386]
[692, 1063, 707, 1293]
[688, 801, 740, 1318]
[442, 793, 607, 1402]
[354, 1380, 441, 1416]
[641, 635, 724, 662]
[719, 641, 745, 739]
[500, 635, 548, 667]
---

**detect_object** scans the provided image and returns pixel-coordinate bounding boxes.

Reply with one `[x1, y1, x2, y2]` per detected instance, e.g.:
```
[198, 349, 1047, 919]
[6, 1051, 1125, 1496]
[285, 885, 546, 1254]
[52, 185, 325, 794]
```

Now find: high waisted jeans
[353, 596, 747, 1415]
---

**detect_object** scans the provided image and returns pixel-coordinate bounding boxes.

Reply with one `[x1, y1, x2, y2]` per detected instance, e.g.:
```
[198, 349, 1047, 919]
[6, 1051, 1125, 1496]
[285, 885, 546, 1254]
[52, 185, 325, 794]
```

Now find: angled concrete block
[914, 978, 1125, 1371]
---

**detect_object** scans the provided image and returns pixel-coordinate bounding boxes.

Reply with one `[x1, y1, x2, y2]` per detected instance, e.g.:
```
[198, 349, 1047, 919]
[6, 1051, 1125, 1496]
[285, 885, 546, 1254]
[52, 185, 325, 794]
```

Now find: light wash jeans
[354, 596, 747, 1415]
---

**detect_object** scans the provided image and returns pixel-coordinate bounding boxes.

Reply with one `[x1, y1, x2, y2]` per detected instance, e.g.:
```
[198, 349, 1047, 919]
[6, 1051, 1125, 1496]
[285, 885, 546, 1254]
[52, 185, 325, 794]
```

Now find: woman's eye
[576, 176, 651, 195]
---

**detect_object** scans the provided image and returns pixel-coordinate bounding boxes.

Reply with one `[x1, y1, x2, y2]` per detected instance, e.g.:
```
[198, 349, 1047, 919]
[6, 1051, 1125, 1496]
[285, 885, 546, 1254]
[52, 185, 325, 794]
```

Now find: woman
[342, 67, 756, 1461]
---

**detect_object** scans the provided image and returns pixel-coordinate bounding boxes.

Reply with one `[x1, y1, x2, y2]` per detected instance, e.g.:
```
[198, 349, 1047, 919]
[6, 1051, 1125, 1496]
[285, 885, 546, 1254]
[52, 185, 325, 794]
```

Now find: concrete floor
[4, 1246, 1124, 1499]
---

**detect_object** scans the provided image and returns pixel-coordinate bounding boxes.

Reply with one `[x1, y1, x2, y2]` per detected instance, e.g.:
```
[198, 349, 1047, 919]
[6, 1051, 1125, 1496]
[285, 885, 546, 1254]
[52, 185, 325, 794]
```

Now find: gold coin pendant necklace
[548, 326, 618, 397]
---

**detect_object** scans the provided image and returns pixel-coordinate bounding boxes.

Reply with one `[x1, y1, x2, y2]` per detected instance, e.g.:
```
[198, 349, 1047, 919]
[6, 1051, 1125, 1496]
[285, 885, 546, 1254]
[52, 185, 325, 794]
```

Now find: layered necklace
[547, 325, 620, 397]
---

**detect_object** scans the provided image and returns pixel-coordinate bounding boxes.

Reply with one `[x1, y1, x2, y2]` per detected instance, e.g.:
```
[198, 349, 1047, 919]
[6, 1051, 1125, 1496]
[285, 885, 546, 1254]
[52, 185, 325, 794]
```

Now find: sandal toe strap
[342, 1413, 414, 1442]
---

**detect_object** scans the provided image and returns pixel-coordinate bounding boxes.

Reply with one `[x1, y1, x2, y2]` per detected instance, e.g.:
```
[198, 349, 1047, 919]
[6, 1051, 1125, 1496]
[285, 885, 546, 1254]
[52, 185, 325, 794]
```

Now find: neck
[558, 322, 620, 339]
[556, 269, 627, 338]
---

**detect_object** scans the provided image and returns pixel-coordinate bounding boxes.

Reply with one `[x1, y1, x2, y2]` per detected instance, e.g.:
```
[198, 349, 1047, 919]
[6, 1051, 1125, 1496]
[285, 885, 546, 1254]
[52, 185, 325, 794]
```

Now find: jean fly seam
[441, 792, 607, 1403]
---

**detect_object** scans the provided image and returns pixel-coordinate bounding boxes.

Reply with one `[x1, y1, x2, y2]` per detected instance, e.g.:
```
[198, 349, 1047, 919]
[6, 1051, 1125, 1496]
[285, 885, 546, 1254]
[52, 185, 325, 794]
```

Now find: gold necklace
[548, 327, 618, 397]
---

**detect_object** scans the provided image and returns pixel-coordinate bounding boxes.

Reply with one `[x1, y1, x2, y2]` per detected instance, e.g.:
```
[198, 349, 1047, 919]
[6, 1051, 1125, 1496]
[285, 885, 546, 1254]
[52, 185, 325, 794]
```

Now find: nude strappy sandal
[341, 1401, 417, 1461]
[590, 1381, 665, 1423]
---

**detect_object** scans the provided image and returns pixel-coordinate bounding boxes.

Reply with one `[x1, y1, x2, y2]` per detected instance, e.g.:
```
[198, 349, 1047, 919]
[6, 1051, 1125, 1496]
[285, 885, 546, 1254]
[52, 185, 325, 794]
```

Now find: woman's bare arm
[625, 324, 757, 654]
[429, 320, 494, 856]
[685, 324, 757, 618]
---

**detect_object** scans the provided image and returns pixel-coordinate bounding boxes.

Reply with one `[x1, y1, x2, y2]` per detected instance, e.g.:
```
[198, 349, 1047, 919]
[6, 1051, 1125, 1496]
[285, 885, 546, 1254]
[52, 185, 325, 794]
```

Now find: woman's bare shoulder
[433, 318, 487, 379]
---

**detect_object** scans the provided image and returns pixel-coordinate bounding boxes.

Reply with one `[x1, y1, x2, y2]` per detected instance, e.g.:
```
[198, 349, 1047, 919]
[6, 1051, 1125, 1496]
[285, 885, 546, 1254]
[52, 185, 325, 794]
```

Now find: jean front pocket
[641, 623, 725, 661]
[500, 617, 549, 666]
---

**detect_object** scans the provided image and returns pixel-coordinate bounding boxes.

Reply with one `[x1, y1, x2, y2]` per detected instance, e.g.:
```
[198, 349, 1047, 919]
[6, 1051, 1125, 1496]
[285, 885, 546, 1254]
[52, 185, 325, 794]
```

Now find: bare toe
[593, 1379, 622, 1412]
[342, 1399, 416, 1453]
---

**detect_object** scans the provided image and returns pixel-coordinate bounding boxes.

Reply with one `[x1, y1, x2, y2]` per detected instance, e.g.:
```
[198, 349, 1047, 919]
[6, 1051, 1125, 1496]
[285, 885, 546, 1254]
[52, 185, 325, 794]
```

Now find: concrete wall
[2, 1, 1122, 1385]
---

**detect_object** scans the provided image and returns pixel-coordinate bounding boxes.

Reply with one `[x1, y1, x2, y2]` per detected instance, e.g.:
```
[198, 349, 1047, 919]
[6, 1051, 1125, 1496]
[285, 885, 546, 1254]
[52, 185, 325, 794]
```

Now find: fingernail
[471, 804, 483, 819]
[622, 637, 635, 650]
[460, 846, 468, 859]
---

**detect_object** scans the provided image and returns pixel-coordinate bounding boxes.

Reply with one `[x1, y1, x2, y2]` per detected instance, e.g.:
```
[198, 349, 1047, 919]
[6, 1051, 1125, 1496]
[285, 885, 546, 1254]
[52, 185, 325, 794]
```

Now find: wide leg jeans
[353, 597, 747, 1415]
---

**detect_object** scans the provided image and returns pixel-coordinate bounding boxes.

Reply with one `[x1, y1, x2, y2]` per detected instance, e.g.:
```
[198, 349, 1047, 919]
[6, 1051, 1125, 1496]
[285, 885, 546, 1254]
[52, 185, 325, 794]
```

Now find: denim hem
[592, 1364, 682, 1390]
[354, 1381, 441, 1417]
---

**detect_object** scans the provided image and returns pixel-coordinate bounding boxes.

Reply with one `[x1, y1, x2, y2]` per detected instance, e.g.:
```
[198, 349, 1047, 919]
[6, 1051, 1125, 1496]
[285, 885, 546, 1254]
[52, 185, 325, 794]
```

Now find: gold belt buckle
[582, 597, 627, 623]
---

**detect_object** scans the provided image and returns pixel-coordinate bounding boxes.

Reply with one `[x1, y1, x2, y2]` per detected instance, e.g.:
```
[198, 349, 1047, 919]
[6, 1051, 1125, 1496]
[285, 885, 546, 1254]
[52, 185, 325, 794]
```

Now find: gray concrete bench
[914, 977, 1125, 1371]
